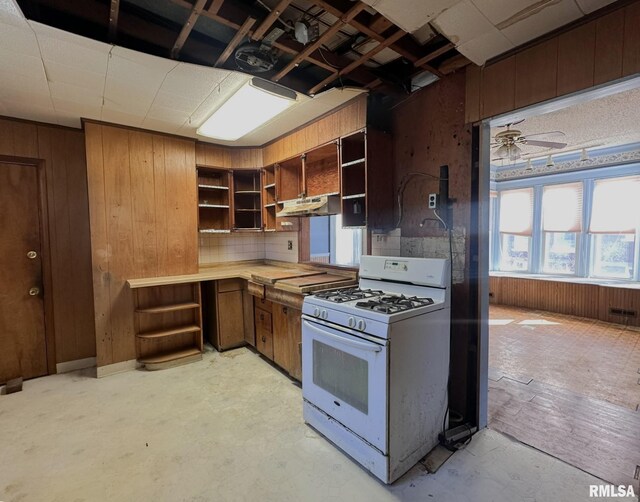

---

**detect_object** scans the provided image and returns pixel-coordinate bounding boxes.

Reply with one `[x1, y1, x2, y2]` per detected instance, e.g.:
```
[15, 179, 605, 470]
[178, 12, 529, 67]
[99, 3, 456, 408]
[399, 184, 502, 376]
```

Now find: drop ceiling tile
[158, 63, 230, 99]
[152, 90, 204, 114]
[52, 98, 101, 119]
[145, 105, 189, 123]
[0, 47, 45, 78]
[100, 108, 145, 127]
[574, 0, 616, 14]
[0, 103, 58, 124]
[103, 78, 155, 113]
[364, 0, 461, 33]
[141, 117, 184, 136]
[0, 0, 28, 27]
[43, 60, 105, 90]
[432, 0, 495, 46]
[0, 22, 41, 57]
[49, 81, 103, 106]
[469, 0, 543, 25]
[457, 27, 514, 65]
[36, 36, 110, 75]
[501, 0, 582, 47]
[108, 51, 175, 91]
[30, 21, 110, 53]
[0, 89, 52, 109]
[0, 71, 50, 97]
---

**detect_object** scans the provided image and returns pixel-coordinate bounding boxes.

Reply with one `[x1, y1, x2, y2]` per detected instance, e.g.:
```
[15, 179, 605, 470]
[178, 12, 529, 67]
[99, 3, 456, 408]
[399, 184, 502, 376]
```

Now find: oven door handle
[303, 319, 383, 353]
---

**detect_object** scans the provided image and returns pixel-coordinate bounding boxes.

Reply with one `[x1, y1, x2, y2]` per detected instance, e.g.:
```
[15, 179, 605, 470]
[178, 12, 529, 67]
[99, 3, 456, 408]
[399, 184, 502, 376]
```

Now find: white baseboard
[95, 359, 142, 378]
[56, 357, 96, 374]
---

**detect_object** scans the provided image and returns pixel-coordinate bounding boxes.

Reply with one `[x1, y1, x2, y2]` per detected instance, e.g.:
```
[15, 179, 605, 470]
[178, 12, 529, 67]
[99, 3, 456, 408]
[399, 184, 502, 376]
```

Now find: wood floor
[488, 305, 640, 488]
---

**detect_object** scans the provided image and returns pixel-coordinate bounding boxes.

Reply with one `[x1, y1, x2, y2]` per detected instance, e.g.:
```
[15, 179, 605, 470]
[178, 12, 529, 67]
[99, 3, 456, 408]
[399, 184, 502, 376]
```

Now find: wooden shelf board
[139, 347, 202, 369]
[199, 204, 230, 208]
[198, 185, 228, 190]
[137, 325, 201, 340]
[342, 193, 366, 200]
[341, 158, 365, 168]
[264, 183, 276, 189]
[199, 229, 231, 234]
[264, 203, 276, 208]
[235, 190, 261, 194]
[136, 302, 200, 314]
[235, 208, 261, 212]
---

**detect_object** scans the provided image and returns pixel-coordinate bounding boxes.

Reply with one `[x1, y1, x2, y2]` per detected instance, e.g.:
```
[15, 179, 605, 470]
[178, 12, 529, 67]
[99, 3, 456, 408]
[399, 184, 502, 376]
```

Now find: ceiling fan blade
[522, 130, 566, 139]
[524, 140, 567, 149]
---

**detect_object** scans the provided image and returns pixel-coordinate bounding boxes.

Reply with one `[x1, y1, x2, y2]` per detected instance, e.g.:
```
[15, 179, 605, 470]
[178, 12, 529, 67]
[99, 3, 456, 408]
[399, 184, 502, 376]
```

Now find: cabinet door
[287, 308, 302, 381]
[242, 289, 255, 346]
[272, 304, 291, 372]
[254, 308, 273, 359]
[216, 290, 245, 350]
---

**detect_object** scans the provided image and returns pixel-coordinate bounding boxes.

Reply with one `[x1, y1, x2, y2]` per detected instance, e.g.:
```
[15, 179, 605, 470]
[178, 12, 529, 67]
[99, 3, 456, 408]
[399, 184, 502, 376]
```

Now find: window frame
[491, 163, 640, 283]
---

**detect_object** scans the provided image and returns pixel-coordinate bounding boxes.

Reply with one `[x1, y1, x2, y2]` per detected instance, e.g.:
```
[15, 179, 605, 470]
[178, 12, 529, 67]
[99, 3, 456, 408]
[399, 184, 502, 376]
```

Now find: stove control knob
[313, 308, 320, 317]
[357, 319, 366, 331]
[321, 309, 328, 320]
[348, 317, 356, 328]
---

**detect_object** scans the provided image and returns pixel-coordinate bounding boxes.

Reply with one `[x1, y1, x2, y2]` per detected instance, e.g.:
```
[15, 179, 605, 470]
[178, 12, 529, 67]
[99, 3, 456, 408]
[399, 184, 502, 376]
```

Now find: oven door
[302, 316, 388, 453]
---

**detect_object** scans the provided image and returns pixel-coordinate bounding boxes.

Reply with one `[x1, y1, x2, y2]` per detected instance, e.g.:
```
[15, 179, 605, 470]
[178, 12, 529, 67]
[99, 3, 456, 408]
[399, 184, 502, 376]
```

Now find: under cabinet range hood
[276, 194, 341, 217]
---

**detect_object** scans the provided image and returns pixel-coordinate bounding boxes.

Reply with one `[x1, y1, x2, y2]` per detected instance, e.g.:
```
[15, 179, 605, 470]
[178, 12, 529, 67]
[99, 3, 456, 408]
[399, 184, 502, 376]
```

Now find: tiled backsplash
[265, 232, 299, 263]
[199, 232, 299, 265]
[370, 227, 466, 284]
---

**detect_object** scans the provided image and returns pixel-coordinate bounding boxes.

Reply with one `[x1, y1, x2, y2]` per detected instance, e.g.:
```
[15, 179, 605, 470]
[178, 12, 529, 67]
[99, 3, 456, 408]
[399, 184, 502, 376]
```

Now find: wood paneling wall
[465, 2, 640, 122]
[84, 123, 198, 366]
[391, 72, 475, 418]
[0, 117, 95, 364]
[489, 276, 640, 326]
[195, 143, 263, 168]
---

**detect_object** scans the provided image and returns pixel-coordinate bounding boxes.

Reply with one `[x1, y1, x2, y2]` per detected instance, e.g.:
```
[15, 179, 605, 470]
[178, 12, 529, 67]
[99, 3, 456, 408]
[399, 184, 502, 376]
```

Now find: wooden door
[272, 304, 291, 372]
[0, 162, 48, 383]
[216, 290, 245, 350]
[287, 308, 302, 381]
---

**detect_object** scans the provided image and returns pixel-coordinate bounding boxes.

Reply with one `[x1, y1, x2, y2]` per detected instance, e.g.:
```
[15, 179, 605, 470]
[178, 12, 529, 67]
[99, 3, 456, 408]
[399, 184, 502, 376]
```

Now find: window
[591, 234, 635, 279]
[309, 214, 364, 266]
[498, 188, 533, 271]
[541, 183, 582, 274]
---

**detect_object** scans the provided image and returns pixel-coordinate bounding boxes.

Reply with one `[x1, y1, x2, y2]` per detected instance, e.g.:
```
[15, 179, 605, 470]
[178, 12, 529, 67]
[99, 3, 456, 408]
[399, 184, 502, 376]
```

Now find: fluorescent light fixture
[197, 78, 297, 141]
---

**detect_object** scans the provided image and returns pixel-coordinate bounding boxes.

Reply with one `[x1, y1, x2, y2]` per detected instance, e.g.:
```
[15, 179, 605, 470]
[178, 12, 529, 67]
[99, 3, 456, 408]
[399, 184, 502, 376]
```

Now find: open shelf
[199, 204, 229, 208]
[198, 168, 231, 232]
[233, 170, 262, 230]
[136, 302, 200, 314]
[137, 325, 201, 340]
[199, 229, 231, 234]
[341, 158, 366, 168]
[342, 193, 366, 200]
[264, 183, 275, 189]
[138, 347, 202, 369]
[198, 184, 229, 190]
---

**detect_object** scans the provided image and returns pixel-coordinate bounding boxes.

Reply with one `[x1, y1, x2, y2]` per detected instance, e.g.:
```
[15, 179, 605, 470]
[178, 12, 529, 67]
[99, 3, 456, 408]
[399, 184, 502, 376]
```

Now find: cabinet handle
[282, 307, 288, 314]
[262, 335, 266, 343]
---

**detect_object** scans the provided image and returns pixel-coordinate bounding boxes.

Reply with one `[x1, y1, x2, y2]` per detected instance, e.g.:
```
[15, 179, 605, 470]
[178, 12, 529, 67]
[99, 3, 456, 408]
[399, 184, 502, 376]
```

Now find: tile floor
[489, 305, 640, 488]
[0, 348, 627, 502]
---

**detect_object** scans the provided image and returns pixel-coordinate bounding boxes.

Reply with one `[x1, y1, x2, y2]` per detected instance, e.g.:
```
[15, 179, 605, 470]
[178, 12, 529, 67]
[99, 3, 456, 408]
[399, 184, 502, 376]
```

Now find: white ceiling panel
[0, 22, 41, 57]
[431, 0, 494, 45]
[0, 47, 45, 78]
[43, 60, 105, 90]
[0, 0, 28, 27]
[575, 0, 616, 14]
[158, 63, 230, 99]
[362, 0, 461, 33]
[469, 0, 542, 25]
[500, 0, 582, 47]
[49, 80, 103, 106]
[150, 91, 204, 114]
[457, 28, 514, 65]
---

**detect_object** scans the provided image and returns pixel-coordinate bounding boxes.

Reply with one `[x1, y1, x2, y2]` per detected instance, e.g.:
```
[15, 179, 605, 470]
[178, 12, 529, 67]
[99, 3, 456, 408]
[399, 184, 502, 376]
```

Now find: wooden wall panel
[514, 39, 558, 110]
[84, 123, 198, 366]
[0, 118, 95, 365]
[480, 56, 515, 118]
[490, 276, 640, 326]
[594, 10, 625, 85]
[622, 2, 640, 76]
[557, 22, 596, 96]
[465, 2, 639, 122]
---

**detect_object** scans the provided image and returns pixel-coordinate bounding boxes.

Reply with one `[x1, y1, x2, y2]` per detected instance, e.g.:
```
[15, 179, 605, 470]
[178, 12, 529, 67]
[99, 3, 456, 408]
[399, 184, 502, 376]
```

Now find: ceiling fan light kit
[546, 154, 554, 167]
[492, 120, 568, 163]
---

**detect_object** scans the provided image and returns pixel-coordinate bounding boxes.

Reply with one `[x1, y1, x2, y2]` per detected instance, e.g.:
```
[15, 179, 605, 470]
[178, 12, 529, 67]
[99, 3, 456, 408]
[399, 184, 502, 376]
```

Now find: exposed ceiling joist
[272, 1, 367, 82]
[108, 0, 119, 42]
[413, 42, 454, 68]
[208, 0, 225, 16]
[251, 0, 292, 41]
[171, 0, 208, 58]
[308, 29, 406, 95]
[215, 15, 256, 67]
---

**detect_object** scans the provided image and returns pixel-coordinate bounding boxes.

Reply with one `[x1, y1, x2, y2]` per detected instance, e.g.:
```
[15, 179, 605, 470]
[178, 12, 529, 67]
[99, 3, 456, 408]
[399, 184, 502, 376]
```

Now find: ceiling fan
[491, 120, 567, 161]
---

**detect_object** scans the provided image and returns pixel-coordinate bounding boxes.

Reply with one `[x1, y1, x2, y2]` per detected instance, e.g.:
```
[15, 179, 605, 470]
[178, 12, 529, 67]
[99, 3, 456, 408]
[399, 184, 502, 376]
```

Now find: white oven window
[312, 340, 369, 414]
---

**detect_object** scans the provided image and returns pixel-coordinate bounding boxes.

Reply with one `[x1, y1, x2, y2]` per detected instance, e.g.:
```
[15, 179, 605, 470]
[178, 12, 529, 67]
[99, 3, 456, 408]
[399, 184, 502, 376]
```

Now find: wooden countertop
[126, 260, 357, 292]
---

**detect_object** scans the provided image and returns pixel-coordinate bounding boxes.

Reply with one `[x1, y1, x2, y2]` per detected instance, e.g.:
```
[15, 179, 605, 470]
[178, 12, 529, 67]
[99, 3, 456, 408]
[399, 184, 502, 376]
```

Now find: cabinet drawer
[256, 328, 274, 359]
[255, 308, 272, 332]
[217, 278, 244, 293]
[256, 297, 272, 312]
[247, 280, 265, 299]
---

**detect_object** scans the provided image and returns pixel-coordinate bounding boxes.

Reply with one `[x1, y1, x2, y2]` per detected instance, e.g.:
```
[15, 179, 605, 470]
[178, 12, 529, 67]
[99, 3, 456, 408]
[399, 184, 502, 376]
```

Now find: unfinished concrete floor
[0, 348, 630, 502]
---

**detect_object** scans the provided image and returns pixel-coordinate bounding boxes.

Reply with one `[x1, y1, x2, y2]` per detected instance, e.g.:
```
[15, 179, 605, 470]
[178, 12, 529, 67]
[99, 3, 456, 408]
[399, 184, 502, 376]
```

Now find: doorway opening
[480, 77, 640, 487]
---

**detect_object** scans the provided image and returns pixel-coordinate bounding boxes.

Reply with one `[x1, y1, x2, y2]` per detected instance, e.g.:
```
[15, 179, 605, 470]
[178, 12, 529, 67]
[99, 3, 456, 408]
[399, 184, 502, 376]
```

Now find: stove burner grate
[355, 295, 435, 314]
[313, 287, 384, 303]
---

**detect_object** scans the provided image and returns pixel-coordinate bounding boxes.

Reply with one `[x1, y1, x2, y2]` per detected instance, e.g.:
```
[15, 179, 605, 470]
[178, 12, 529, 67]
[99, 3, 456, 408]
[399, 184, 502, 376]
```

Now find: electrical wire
[395, 172, 446, 229]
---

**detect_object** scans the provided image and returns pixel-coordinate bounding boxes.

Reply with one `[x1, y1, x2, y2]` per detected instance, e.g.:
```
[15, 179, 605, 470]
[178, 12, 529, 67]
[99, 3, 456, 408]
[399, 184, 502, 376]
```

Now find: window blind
[542, 182, 583, 232]
[499, 188, 533, 236]
[589, 176, 640, 234]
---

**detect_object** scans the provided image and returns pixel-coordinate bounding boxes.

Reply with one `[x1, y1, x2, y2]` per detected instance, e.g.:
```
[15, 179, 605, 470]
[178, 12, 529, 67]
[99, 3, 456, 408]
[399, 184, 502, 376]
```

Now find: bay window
[541, 182, 582, 274]
[498, 188, 533, 271]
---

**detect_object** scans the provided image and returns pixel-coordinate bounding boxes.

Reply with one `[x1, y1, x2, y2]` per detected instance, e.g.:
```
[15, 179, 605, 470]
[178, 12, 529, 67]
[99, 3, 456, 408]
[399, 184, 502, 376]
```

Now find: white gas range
[302, 255, 451, 484]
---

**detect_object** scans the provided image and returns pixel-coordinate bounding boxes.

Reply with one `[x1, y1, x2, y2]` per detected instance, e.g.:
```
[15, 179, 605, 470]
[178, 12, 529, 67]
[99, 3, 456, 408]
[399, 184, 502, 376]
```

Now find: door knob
[29, 287, 40, 296]
[27, 251, 37, 259]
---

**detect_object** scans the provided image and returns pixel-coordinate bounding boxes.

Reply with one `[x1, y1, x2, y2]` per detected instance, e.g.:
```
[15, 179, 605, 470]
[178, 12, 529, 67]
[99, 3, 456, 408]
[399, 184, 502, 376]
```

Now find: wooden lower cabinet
[255, 304, 273, 359]
[272, 304, 302, 381]
[243, 288, 255, 346]
[205, 279, 248, 351]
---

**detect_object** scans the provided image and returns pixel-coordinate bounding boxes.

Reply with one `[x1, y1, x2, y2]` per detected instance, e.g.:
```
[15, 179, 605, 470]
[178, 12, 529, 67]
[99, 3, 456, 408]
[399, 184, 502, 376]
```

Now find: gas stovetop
[313, 287, 384, 303]
[355, 295, 435, 314]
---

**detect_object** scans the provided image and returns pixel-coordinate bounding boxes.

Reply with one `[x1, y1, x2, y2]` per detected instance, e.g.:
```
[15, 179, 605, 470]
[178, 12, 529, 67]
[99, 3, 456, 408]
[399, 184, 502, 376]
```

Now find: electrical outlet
[287, 240, 293, 250]
[428, 193, 438, 209]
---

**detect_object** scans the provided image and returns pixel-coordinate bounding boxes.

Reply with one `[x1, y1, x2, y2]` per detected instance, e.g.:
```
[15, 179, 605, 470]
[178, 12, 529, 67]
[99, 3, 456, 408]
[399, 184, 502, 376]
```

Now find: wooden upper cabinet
[514, 39, 558, 110]
[623, 2, 640, 76]
[557, 22, 596, 96]
[594, 9, 625, 85]
[303, 141, 340, 197]
[480, 56, 515, 118]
